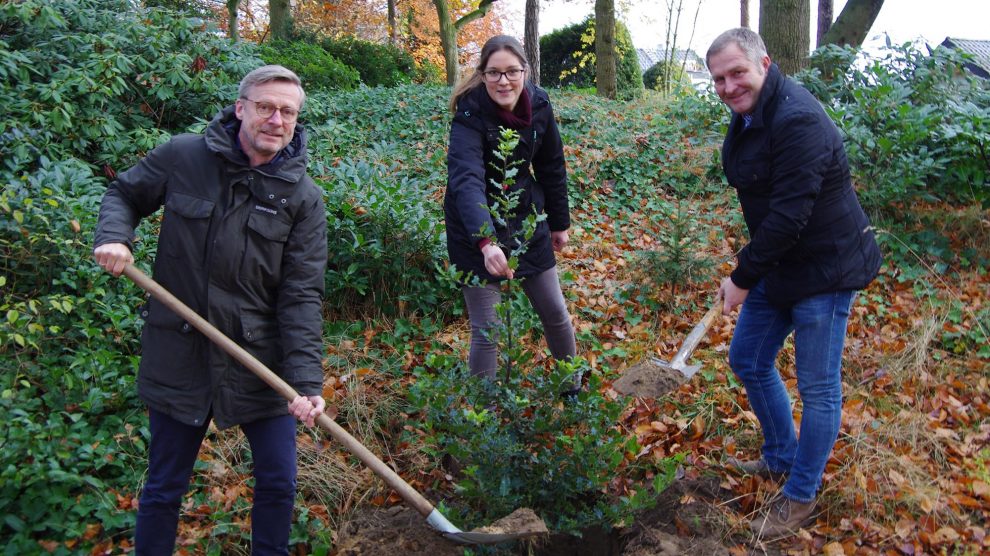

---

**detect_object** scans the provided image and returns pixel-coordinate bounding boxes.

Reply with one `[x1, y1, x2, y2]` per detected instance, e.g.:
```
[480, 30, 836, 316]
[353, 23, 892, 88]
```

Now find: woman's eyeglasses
[481, 68, 525, 83]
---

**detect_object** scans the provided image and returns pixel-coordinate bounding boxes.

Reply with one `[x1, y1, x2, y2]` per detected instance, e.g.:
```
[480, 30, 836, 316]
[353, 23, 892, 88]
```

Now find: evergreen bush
[798, 42, 990, 209]
[258, 41, 361, 91]
[539, 16, 643, 99]
[316, 35, 417, 88]
[642, 60, 691, 93]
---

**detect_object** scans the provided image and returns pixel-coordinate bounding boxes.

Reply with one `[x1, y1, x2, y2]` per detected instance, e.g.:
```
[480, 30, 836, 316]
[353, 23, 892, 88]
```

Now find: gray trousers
[462, 266, 577, 381]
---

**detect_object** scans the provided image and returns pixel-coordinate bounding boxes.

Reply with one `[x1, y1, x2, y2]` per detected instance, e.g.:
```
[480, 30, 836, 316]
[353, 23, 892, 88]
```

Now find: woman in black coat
[444, 35, 577, 386]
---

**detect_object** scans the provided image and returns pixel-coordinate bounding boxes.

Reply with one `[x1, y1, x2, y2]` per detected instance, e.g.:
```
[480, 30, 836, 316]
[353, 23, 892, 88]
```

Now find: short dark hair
[706, 28, 769, 69]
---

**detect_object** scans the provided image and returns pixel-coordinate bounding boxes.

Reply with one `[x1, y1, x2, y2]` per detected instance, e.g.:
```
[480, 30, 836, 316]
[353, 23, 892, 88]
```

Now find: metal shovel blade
[121, 265, 548, 546]
[613, 299, 722, 397]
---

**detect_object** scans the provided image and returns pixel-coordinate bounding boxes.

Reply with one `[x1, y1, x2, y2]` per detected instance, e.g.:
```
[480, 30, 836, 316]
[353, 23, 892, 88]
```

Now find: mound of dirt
[612, 358, 687, 398]
[334, 506, 463, 555]
[335, 479, 744, 555]
[335, 506, 547, 555]
[471, 508, 548, 536]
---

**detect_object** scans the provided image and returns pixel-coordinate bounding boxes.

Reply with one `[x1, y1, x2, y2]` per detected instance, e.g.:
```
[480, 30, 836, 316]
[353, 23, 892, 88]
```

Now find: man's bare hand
[718, 276, 749, 315]
[287, 395, 325, 428]
[94, 243, 134, 277]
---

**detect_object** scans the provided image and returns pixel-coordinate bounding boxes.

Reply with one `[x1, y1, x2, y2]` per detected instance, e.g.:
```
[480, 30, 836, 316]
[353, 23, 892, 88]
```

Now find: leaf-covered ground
[82, 89, 988, 555]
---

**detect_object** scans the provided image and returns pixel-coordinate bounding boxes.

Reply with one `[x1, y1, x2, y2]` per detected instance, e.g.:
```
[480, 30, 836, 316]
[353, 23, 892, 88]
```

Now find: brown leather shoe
[724, 456, 788, 482]
[750, 495, 817, 538]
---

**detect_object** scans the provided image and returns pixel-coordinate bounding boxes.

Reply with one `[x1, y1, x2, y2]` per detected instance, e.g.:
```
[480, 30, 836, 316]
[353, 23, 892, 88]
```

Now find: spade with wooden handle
[122, 264, 547, 545]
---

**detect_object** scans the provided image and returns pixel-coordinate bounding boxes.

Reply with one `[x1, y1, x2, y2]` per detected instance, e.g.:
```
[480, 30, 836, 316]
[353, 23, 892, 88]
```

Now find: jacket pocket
[160, 193, 215, 267]
[138, 298, 200, 389]
[241, 211, 292, 287]
[238, 310, 282, 393]
[732, 156, 771, 192]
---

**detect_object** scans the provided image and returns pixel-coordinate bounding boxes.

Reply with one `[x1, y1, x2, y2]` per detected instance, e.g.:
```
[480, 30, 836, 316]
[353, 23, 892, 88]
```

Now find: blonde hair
[448, 35, 528, 113]
[239, 64, 306, 108]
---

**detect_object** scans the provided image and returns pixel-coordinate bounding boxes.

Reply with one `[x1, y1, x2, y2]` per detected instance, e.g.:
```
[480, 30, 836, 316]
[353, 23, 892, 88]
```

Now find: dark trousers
[134, 408, 298, 555]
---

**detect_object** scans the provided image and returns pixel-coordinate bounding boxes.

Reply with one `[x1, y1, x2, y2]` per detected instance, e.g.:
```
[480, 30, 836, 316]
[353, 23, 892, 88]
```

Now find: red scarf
[495, 88, 532, 130]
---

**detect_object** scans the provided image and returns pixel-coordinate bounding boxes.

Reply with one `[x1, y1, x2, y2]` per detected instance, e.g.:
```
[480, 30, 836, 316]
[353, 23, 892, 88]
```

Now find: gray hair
[706, 28, 769, 69]
[238, 65, 306, 108]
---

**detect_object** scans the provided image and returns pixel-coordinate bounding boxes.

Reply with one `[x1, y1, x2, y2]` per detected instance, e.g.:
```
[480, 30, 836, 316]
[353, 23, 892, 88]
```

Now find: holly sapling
[478, 127, 547, 382]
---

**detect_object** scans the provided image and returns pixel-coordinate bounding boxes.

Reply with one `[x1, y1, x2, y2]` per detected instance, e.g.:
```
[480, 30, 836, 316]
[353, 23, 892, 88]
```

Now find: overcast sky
[501, 0, 988, 54]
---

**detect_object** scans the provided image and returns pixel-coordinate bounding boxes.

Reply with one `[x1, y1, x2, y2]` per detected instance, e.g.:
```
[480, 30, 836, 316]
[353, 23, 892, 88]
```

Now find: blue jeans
[728, 281, 855, 503]
[135, 409, 298, 555]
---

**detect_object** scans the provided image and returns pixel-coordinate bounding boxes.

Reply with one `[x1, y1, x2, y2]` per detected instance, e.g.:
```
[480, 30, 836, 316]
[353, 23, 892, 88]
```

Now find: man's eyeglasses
[481, 68, 525, 83]
[241, 98, 300, 123]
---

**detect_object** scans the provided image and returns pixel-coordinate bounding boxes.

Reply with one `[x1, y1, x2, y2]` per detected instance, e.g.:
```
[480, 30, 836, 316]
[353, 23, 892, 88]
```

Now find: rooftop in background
[635, 47, 706, 74]
[939, 37, 990, 78]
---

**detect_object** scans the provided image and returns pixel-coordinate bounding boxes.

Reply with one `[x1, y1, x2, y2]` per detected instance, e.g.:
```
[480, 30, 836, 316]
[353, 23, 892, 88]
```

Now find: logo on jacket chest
[254, 204, 278, 216]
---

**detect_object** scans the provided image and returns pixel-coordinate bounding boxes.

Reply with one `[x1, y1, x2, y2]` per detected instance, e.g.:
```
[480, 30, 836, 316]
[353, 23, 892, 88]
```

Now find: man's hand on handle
[718, 276, 749, 315]
[288, 395, 325, 428]
[94, 243, 134, 277]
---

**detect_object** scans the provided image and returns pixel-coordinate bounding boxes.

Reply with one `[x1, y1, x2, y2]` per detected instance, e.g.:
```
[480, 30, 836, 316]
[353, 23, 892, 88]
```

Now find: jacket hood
[204, 104, 309, 182]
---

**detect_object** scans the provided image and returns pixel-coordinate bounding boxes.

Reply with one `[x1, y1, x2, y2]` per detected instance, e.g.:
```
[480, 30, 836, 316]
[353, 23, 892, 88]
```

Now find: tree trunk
[821, 0, 884, 48]
[269, 0, 292, 41]
[432, 0, 497, 85]
[388, 0, 398, 45]
[227, 0, 239, 41]
[759, 0, 810, 75]
[816, 0, 833, 47]
[740, 0, 749, 28]
[524, 0, 540, 85]
[433, 0, 459, 85]
[594, 0, 616, 99]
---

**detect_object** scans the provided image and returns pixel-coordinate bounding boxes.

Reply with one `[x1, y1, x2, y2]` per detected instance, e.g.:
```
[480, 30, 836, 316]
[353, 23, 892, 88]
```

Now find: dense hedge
[259, 40, 362, 91]
[798, 42, 990, 209]
[539, 16, 643, 99]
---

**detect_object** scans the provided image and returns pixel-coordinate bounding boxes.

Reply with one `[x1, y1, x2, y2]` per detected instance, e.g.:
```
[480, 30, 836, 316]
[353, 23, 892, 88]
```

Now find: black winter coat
[444, 83, 569, 282]
[723, 64, 882, 307]
[94, 106, 328, 429]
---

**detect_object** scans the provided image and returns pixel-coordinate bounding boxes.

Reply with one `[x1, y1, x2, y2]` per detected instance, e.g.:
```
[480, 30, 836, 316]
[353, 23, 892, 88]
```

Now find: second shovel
[613, 299, 722, 398]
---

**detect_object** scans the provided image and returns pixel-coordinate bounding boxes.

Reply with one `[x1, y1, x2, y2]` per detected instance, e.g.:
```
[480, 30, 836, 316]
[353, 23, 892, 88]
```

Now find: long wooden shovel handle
[122, 265, 436, 518]
[669, 297, 723, 368]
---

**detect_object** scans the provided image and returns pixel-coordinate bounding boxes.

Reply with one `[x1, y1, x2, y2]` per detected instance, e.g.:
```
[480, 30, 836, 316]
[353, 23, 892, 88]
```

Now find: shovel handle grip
[670, 298, 722, 368]
[122, 264, 436, 518]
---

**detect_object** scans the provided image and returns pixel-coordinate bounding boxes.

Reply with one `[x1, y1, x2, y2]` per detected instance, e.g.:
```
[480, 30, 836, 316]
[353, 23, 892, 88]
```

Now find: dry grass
[818, 304, 968, 534]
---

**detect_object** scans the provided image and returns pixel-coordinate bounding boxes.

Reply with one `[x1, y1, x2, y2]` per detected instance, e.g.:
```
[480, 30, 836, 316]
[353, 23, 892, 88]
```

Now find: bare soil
[612, 358, 687, 398]
[334, 477, 742, 555]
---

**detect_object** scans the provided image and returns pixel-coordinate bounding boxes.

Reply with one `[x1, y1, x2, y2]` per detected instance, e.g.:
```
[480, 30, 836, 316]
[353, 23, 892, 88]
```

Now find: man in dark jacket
[707, 29, 882, 538]
[94, 65, 327, 555]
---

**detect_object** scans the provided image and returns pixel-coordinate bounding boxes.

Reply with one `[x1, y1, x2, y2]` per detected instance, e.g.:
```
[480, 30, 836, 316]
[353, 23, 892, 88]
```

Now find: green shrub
[798, 42, 990, 209]
[643, 60, 691, 93]
[539, 16, 643, 99]
[0, 0, 259, 174]
[299, 85, 453, 319]
[320, 148, 453, 318]
[258, 40, 361, 92]
[407, 351, 673, 533]
[315, 35, 416, 88]
[1, 158, 150, 553]
[414, 59, 446, 86]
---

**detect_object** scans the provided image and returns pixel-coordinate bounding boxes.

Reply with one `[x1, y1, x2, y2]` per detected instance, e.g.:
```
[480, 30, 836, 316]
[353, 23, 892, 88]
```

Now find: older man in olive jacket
[707, 29, 882, 539]
[94, 65, 327, 555]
